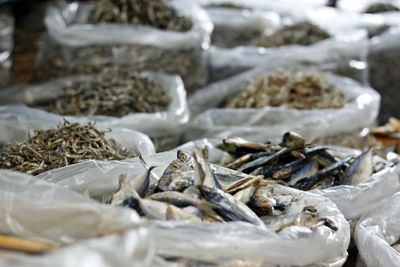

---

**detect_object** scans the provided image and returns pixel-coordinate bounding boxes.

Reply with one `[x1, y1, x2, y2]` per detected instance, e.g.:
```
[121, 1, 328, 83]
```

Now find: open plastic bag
[186, 64, 380, 143]
[34, 151, 350, 266]
[206, 7, 280, 48]
[0, 10, 13, 88]
[355, 191, 400, 267]
[35, 0, 213, 90]
[177, 139, 400, 221]
[0, 71, 188, 152]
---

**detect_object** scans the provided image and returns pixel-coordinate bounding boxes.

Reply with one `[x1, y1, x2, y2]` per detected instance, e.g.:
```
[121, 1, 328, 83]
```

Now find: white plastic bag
[355, 191, 400, 267]
[0, 11, 13, 88]
[35, 0, 213, 90]
[206, 7, 280, 48]
[187, 65, 380, 143]
[35, 151, 350, 266]
[177, 139, 400, 221]
[0, 71, 188, 152]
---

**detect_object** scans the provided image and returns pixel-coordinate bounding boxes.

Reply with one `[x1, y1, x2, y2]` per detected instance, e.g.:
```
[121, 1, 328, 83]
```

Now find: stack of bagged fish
[217, 131, 376, 191]
[108, 145, 338, 232]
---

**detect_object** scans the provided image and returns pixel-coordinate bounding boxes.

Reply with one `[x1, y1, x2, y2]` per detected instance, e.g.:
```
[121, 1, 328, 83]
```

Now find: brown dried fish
[34, 68, 170, 117]
[88, 0, 192, 32]
[251, 21, 330, 48]
[0, 121, 136, 175]
[224, 70, 347, 109]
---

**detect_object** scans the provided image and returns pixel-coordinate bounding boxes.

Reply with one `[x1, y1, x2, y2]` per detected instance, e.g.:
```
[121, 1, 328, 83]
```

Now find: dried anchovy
[365, 3, 400, 13]
[34, 37, 206, 90]
[0, 121, 135, 175]
[207, 2, 247, 9]
[224, 70, 347, 109]
[88, 0, 192, 32]
[35, 68, 170, 117]
[251, 21, 330, 48]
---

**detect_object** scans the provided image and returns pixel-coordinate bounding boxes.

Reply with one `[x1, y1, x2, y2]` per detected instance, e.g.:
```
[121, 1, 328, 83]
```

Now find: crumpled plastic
[355, 191, 400, 267]
[35, 0, 213, 89]
[0, 71, 188, 152]
[33, 150, 350, 266]
[186, 64, 380, 143]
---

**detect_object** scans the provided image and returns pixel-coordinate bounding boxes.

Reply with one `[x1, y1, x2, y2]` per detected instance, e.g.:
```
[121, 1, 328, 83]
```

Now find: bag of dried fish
[206, 6, 280, 48]
[179, 132, 399, 220]
[355, 191, 400, 267]
[0, 170, 159, 267]
[0, 71, 188, 152]
[0, 121, 154, 175]
[35, 0, 212, 91]
[0, 10, 13, 88]
[187, 65, 380, 143]
[34, 148, 350, 266]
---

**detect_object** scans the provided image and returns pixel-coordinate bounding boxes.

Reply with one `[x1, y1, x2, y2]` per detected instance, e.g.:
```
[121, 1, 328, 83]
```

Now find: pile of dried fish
[34, 68, 170, 117]
[224, 70, 347, 109]
[217, 131, 375, 191]
[0, 121, 135, 175]
[250, 21, 330, 48]
[88, 0, 193, 32]
[370, 117, 400, 153]
[365, 3, 400, 13]
[108, 147, 338, 233]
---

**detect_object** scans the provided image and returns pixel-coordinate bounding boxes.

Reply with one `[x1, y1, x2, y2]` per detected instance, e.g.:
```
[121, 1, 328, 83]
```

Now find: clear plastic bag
[355, 191, 400, 267]
[0, 71, 189, 152]
[35, 0, 213, 90]
[177, 140, 400, 221]
[186, 64, 380, 143]
[0, 10, 13, 88]
[206, 7, 280, 48]
[34, 151, 350, 266]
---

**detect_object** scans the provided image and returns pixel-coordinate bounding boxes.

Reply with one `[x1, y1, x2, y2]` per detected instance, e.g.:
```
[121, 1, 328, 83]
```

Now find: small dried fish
[251, 21, 330, 48]
[224, 70, 347, 110]
[88, 0, 193, 32]
[0, 121, 135, 175]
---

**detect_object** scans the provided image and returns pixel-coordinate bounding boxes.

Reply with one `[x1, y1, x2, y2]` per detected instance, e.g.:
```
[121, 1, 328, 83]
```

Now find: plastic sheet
[186, 65, 380, 143]
[35, 0, 213, 90]
[355, 191, 400, 267]
[0, 71, 188, 152]
[177, 140, 400, 221]
[0, 10, 13, 88]
[34, 151, 350, 266]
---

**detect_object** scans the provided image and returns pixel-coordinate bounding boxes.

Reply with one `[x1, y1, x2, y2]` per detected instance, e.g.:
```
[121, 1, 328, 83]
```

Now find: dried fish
[224, 70, 347, 110]
[34, 69, 170, 117]
[88, 0, 192, 32]
[0, 121, 135, 175]
[250, 21, 330, 48]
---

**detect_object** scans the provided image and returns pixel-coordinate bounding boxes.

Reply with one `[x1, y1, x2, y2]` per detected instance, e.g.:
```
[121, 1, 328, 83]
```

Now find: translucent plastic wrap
[35, 0, 213, 90]
[0, 71, 188, 152]
[206, 7, 280, 48]
[0, 11, 13, 88]
[207, 9, 369, 83]
[186, 65, 380, 143]
[355, 191, 400, 267]
[177, 140, 399, 221]
[368, 27, 400, 123]
[35, 151, 350, 266]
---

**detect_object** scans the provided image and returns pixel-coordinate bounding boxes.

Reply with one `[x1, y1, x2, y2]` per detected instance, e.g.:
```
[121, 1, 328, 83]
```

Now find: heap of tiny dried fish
[251, 21, 330, 48]
[370, 117, 400, 153]
[0, 121, 135, 175]
[108, 147, 338, 233]
[365, 3, 400, 13]
[88, 0, 193, 32]
[224, 70, 347, 109]
[35, 69, 170, 117]
[217, 131, 376, 191]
